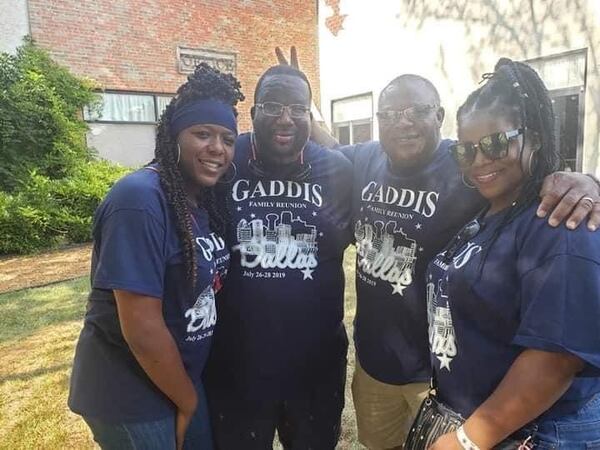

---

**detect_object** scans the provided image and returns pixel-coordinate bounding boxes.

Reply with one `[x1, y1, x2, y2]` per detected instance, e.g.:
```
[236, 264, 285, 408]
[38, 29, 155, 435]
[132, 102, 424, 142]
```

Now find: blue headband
[170, 99, 237, 137]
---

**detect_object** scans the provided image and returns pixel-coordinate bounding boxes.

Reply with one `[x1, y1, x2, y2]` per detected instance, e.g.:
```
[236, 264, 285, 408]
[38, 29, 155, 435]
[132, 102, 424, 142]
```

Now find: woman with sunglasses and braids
[425, 58, 600, 449]
[68, 63, 243, 450]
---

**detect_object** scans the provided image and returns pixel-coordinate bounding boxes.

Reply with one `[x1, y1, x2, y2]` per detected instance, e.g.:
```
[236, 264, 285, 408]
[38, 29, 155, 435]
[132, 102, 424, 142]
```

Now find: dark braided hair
[154, 63, 244, 287]
[456, 57, 560, 274]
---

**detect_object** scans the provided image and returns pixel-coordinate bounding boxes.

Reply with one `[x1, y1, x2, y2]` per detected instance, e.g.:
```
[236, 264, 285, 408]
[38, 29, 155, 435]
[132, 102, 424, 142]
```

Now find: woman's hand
[456, 349, 584, 448]
[114, 290, 199, 448]
[176, 395, 198, 450]
[429, 432, 462, 450]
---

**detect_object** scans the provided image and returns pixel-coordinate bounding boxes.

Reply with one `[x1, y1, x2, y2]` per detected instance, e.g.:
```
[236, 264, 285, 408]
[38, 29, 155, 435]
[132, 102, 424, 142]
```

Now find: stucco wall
[0, 0, 30, 54]
[319, 0, 600, 173]
[87, 124, 156, 168]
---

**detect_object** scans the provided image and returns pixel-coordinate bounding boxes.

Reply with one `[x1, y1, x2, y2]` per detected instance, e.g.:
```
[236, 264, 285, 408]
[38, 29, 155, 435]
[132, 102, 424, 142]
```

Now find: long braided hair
[456, 58, 560, 271]
[154, 63, 244, 287]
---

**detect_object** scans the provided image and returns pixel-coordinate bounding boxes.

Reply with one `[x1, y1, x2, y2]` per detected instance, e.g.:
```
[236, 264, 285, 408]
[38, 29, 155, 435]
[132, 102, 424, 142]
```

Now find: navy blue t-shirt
[205, 133, 353, 399]
[427, 202, 600, 419]
[69, 167, 229, 422]
[340, 140, 483, 385]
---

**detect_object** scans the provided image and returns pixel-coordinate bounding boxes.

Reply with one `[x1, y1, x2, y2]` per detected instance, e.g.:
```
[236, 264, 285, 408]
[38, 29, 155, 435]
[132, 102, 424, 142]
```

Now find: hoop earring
[462, 173, 476, 189]
[176, 143, 181, 165]
[218, 161, 237, 184]
[527, 150, 538, 177]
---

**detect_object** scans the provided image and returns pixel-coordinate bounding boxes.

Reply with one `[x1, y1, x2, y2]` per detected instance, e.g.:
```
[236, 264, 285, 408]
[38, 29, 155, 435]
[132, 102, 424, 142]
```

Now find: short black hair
[254, 64, 312, 104]
[379, 74, 441, 106]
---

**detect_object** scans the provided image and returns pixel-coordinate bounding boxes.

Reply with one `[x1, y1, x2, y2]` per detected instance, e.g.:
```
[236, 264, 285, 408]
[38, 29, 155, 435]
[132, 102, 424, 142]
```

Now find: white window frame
[84, 91, 175, 124]
[331, 93, 374, 145]
[525, 49, 587, 172]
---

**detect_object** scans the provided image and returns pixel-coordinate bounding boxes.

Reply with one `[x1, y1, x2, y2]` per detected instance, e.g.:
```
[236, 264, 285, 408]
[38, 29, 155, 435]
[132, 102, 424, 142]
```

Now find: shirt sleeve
[324, 151, 354, 249]
[335, 144, 360, 163]
[513, 252, 600, 373]
[93, 208, 167, 299]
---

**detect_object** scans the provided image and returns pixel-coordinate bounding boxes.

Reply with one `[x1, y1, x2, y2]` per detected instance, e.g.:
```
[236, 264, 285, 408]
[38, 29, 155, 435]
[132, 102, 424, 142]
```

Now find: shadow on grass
[0, 277, 88, 345]
[0, 362, 72, 383]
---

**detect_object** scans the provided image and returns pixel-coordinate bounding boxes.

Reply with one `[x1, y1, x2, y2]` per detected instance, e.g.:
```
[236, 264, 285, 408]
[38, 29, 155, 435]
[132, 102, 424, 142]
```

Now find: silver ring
[581, 196, 595, 206]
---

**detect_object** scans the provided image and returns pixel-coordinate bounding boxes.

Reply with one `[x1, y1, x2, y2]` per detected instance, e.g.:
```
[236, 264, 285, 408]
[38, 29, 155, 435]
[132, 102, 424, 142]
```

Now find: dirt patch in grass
[0, 244, 92, 294]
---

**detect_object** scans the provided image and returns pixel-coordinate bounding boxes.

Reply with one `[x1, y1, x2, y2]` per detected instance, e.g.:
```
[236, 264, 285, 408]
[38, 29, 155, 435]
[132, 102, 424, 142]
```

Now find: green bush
[0, 38, 132, 255]
[0, 37, 98, 192]
[0, 161, 131, 254]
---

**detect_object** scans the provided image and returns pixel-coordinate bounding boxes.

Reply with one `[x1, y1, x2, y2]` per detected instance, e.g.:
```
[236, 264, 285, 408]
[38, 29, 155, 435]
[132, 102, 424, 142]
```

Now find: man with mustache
[340, 73, 600, 449]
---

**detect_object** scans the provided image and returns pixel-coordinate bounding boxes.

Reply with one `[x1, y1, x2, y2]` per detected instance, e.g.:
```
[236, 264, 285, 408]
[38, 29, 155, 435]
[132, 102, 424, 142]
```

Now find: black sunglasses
[442, 218, 482, 264]
[449, 128, 524, 167]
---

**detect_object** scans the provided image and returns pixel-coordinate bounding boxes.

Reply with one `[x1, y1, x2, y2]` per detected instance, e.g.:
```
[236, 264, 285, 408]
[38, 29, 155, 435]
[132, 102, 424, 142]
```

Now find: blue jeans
[83, 385, 213, 450]
[534, 394, 600, 449]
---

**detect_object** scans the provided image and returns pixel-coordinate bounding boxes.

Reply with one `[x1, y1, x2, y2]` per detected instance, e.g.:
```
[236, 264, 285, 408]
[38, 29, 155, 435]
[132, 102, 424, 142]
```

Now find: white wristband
[456, 425, 482, 450]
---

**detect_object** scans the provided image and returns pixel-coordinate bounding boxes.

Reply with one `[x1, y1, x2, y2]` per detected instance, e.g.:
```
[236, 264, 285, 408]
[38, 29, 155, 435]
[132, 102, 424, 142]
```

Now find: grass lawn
[0, 248, 364, 449]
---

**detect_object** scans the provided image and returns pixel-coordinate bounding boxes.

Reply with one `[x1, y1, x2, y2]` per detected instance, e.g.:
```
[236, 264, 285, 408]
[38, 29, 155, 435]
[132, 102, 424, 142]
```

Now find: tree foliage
[0, 39, 130, 254]
[0, 37, 100, 191]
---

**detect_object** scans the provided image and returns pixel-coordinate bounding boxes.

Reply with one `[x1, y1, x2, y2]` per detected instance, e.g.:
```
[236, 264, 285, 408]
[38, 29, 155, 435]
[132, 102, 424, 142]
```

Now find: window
[156, 95, 174, 119]
[331, 93, 373, 145]
[84, 92, 174, 123]
[552, 89, 583, 171]
[526, 49, 586, 171]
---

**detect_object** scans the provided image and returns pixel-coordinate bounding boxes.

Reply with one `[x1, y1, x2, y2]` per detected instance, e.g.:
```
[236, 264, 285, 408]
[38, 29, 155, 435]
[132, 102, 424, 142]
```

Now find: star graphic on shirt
[415, 223, 422, 230]
[236, 206, 242, 212]
[391, 281, 406, 296]
[312, 211, 318, 217]
[419, 247, 424, 252]
[365, 217, 369, 222]
[360, 207, 364, 212]
[210, 269, 214, 275]
[319, 232, 324, 237]
[301, 267, 314, 280]
[437, 354, 453, 371]
[250, 213, 256, 218]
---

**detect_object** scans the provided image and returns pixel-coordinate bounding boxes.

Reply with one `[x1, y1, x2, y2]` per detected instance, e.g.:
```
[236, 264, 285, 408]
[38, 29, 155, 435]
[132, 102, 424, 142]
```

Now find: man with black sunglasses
[340, 74, 488, 449]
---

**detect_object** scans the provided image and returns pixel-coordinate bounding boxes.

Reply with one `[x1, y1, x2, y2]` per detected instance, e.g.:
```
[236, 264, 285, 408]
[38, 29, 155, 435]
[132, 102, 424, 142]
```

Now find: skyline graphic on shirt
[427, 276, 457, 371]
[234, 211, 319, 279]
[355, 219, 418, 296]
[185, 283, 217, 336]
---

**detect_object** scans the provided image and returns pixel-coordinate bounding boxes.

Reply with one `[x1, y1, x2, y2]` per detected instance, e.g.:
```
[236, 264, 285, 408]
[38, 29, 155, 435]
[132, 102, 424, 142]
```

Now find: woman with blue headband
[68, 63, 244, 450]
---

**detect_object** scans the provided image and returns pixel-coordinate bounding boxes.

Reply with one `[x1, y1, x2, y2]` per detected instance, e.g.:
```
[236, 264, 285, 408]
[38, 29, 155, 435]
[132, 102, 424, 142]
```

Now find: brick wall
[28, 0, 319, 131]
